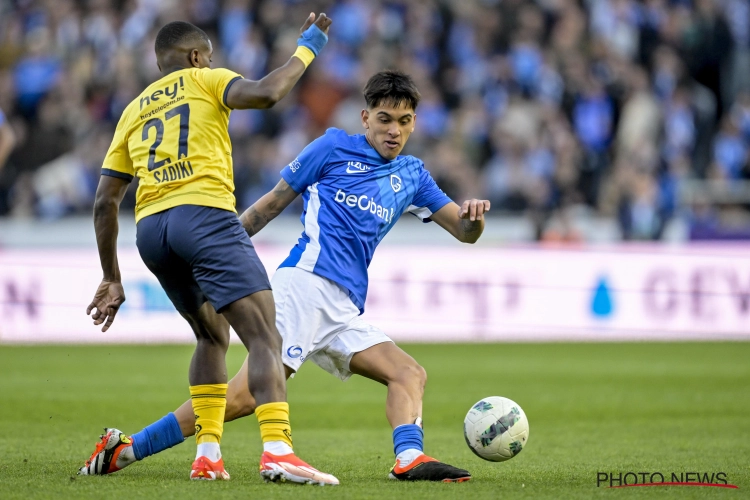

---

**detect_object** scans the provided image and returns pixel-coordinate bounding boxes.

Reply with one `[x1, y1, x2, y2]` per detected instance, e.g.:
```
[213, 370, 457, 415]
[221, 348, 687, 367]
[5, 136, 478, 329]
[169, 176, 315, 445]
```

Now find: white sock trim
[119, 445, 137, 465]
[196, 442, 221, 461]
[264, 441, 294, 456]
[396, 448, 423, 467]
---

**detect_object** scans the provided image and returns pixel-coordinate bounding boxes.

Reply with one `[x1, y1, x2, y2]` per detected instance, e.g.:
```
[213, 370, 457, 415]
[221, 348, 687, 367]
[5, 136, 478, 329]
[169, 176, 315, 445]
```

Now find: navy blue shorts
[136, 205, 271, 314]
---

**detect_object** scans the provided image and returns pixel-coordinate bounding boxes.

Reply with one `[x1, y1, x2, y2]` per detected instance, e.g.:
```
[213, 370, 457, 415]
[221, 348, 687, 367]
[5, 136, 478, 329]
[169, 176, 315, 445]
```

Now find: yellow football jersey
[102, 67, 243, 222]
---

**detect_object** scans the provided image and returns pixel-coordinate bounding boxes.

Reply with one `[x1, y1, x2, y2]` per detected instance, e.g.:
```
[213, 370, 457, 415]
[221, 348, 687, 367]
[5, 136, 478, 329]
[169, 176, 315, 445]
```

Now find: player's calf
[225, 360, 259, 420]
[391, 362, 427, 400]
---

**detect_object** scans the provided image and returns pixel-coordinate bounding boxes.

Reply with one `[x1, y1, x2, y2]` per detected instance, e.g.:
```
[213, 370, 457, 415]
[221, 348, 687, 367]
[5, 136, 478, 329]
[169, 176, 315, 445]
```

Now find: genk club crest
[390, 174, 402, 192]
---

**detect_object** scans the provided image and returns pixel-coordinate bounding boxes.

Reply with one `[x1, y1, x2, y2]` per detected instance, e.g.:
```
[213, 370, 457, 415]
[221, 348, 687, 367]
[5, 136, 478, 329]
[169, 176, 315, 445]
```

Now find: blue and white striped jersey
[279, 127, 452, 313]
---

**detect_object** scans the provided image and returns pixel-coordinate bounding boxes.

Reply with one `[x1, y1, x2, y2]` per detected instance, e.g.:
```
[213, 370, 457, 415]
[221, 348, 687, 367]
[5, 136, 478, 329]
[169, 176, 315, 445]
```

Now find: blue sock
[131, 412, 184, 460]
[393, 424, 424, 456]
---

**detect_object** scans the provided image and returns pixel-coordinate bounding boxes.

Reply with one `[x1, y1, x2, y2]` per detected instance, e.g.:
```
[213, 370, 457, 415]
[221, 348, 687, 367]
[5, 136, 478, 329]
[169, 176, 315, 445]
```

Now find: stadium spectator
[12, 28, 62, 118]
[711, 115, 749, 181]
[0, 107, 16, 172]
[0, 0, 749, 241]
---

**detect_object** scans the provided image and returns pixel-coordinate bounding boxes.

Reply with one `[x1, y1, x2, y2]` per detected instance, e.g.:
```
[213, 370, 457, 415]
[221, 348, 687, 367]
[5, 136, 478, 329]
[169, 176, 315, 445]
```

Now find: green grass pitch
[0, 342, 748, 499]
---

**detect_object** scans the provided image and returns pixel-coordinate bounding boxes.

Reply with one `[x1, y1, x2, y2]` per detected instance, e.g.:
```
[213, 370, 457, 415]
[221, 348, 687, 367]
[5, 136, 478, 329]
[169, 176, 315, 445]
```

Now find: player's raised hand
[86, 280, 126, 332]
[313, 13, 332, 35]
[458, 199, 491, 222]
[299, 12, 332, 36]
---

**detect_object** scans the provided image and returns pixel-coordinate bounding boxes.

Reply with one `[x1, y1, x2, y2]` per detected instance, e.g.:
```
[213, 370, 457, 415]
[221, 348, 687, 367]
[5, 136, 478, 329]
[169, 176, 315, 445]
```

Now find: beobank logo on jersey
[334, 189, 395, 223]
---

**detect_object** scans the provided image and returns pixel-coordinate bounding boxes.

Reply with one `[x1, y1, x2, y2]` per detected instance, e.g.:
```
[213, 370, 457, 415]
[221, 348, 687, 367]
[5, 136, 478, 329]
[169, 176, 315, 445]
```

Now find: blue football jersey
[279, 127, 452, 312]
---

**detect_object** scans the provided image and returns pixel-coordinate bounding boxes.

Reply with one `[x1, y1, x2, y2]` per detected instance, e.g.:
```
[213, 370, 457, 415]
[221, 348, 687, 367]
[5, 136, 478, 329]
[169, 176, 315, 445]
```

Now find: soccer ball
[463, 396, 529, 462]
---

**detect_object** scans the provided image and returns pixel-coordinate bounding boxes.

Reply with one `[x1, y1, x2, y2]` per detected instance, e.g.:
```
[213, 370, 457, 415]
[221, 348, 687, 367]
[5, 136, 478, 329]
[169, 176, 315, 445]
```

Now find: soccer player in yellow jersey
[79, 16, 339, 485]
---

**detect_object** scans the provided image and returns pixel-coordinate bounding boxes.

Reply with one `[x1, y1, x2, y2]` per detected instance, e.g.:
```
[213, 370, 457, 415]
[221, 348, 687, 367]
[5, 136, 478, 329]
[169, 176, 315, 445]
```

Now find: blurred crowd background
[0, 0, 749, 241]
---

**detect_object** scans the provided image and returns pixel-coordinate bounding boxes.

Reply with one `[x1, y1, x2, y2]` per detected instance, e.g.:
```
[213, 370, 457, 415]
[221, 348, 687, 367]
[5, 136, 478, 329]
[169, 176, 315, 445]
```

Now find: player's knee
[183, 314, 229, 348]
[230, 312, 280, 350]
[244, 323, 282, 351]
[193, 324, 230, 350]
[259, 324, 282, 347]
[223, 291, 279, 349]
[414, 363, 427, 390]
[393, 362, 427, 391]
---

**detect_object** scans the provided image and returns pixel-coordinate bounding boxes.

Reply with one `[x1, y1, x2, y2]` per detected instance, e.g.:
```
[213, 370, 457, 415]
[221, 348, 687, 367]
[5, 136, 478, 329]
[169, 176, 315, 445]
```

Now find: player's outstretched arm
[88, 175, 129, 332]
[239, 178, 299, 237]
[225, 13, 332, 110]
[430, 199, 491, 244]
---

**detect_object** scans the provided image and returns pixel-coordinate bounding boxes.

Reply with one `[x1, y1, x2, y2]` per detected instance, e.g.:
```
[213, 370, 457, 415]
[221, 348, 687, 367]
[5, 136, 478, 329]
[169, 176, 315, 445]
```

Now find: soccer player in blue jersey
[87, 70, 489, 482]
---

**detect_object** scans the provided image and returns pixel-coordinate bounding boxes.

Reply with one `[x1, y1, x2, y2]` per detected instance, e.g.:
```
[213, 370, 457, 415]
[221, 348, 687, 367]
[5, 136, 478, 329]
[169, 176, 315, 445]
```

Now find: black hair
[363, 70, 421, 110]
[155, 21, 210, 55]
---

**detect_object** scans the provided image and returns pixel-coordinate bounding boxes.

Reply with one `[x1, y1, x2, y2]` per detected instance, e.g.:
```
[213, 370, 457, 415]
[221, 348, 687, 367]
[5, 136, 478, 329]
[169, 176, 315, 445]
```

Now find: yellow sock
[256, 402, 293, 448]
[190, 384, 227, 444]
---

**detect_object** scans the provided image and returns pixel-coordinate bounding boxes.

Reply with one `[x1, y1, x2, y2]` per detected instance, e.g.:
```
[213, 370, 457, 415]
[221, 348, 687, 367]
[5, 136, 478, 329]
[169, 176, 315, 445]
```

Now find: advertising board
[2, 245, 750, 342]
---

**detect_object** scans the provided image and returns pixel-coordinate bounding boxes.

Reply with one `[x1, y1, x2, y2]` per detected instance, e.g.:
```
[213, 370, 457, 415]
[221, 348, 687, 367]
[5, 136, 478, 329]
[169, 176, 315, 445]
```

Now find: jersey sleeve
[198, 68, 243, 110]
[0, 108, 5, 127]
[280, 130, 337, 193]
[407, 165, 452, 222]
[101, 111, 134, 182]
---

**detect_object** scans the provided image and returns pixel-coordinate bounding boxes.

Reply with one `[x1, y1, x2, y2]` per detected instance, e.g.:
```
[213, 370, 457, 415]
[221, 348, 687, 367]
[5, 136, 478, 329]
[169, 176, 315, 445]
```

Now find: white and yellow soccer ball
[463, 396, 529, 462]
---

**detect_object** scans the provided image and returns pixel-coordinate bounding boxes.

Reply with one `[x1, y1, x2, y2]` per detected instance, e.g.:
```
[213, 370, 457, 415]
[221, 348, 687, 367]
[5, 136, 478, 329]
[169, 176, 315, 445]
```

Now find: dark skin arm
[430, 199, 491, 244]
[225, 13, 332, 110]
[87, 175, 130, 332]
[239, 179, 300, 237]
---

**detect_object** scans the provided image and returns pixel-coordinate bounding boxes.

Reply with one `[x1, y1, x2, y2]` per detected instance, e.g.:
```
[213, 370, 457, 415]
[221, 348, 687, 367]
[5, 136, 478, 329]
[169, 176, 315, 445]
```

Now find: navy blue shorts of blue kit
[136, 205, 271, 314]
